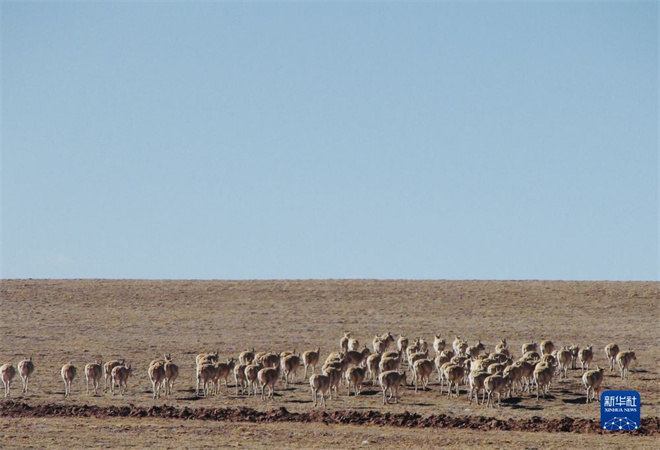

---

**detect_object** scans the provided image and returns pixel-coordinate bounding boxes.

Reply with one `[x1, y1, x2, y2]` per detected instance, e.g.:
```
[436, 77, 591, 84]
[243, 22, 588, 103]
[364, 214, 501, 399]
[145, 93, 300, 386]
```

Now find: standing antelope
[149, 359, 166, 399]
[103, 360, 124, 392]
[582, 366, 605, 403]
[17, 358, 35, 394]
[310, 374, 331, 407]
[85, 361, 103, 395]
[578, 346, 594, 374]
[302, 348, 320, 379]
[0, 364, 16, 398]
[345, 366, 366, 396]
[61, 363, 77, 398]
[258, 366, 280, 401]
[164, 357, 179, 396]
[604, 343, 620, 372]
[616, 351, 636, 380]
[379, 370, 406, 405]
[111, 364, 132, 396]
[340, 332, 351, 353]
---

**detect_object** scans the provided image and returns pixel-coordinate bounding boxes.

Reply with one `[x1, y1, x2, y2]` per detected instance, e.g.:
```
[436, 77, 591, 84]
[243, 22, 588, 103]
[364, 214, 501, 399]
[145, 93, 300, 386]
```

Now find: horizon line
[1, 277, 658, 283]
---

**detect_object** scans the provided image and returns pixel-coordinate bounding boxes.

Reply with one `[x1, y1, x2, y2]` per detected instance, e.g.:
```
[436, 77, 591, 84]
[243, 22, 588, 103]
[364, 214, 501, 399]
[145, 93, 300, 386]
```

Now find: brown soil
[1, 279, 658, 447]
[1, 401, 659, 436]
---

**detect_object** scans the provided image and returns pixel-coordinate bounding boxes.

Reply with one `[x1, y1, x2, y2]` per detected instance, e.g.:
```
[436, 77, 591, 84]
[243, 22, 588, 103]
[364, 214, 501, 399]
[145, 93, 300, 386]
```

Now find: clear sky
[2, 1, 658, 281]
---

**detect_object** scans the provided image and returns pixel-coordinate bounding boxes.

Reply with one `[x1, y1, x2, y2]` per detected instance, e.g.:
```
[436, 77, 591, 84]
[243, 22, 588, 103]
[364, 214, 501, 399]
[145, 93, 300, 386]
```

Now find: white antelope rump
[17, 358, 35, 394]
[258, 366, 280, 401]
[302, 348, 320, 379]
[164, 358, 179, 396]
[345, 366, 366, 396]
[282, 354, 301, 388]
[582, 366, 605, 403]
[0, 364, 16, 398]
[556, 348, 572, 379]
[234, 364, 248, 395]
[103, 360, 124, 392]
[578, 346, 594, 374]
[540, 340, 555, 356]
[534, 363, 554, 401]
[379, 370, 406, 405]
[413, 359, 434, 393]
[61, 363, 77, 398]
[244, 363, 263, 397]
[340, 332, 351, 354]
[309, 374, 331, 407]
[468, 370, 489, 405]
[484, 372, 509, 408]
[604, 343, 619, 373]
[444, 364, 465, 398]
[111, 364, 132, 396]
[149, 359, 167, 399]
[85, 361, 103, 395]
[433, 335, 445, 356]
[616, 351, 636, 380]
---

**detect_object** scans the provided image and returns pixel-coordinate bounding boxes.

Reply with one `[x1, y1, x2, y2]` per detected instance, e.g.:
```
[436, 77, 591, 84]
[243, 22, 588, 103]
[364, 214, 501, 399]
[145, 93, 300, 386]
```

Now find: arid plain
[1, 279, 658, 448]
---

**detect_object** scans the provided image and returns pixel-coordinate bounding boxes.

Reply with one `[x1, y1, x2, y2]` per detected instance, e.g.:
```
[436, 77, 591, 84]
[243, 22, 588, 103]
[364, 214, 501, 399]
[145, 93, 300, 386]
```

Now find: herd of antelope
[0, 333, 638, 409]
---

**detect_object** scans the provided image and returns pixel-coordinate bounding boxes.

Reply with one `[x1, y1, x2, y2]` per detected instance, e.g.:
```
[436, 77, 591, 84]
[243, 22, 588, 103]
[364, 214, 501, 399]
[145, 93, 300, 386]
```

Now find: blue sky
[2, 1, 658, 280]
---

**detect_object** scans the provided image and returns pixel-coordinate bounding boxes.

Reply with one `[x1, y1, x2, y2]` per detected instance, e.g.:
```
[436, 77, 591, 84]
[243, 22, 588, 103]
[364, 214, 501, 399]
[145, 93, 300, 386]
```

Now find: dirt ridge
[1, 401, 657, 435]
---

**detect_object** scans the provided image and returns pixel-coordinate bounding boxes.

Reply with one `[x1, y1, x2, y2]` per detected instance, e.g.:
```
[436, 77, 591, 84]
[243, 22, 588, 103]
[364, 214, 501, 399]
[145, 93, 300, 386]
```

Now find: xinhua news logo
[601, 390, 641, 431]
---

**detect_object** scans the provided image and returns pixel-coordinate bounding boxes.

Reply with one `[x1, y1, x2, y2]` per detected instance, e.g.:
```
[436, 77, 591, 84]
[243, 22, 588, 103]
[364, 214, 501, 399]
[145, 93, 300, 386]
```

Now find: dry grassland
[1, 279, 658, 448]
